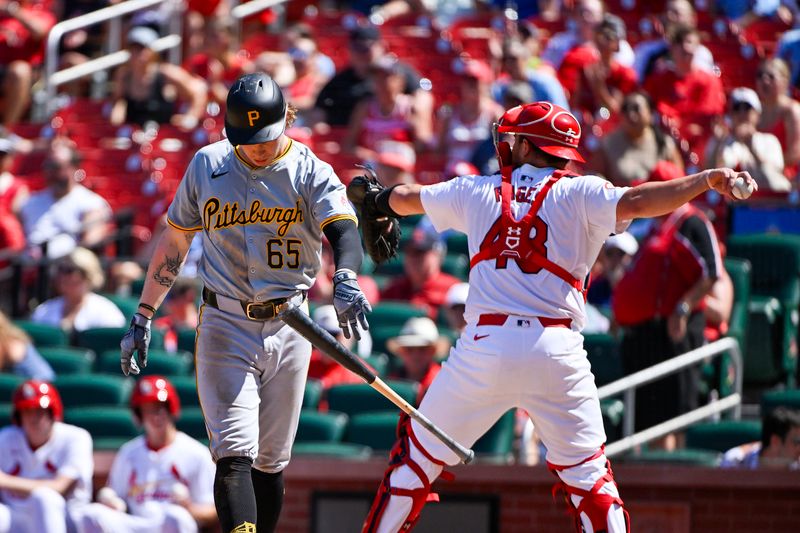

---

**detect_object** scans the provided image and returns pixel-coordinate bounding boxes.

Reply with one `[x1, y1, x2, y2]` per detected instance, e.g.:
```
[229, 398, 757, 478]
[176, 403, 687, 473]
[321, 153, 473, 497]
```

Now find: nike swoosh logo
[211, 170, 229, 179]
[473, 334, 490, 341]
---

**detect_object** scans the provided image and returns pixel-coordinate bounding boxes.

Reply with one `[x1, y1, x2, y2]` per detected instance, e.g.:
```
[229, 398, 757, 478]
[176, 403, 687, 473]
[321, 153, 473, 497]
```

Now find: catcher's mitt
[346, 167, 402, 264]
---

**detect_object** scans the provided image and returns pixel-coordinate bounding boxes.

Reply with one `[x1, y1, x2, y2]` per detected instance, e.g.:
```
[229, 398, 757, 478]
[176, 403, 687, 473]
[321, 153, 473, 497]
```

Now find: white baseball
[732, 176, 753, 200]
[171, 482, 190, 502]
[97, 487, 127, 512]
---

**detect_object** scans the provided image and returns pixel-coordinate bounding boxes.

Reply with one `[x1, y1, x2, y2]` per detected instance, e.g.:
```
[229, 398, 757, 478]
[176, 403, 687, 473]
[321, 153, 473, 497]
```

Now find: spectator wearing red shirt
[380, 229, 460, 319]
[286, 37, 328, 112]
[643, 25, 726, 154]
[386, 317, 450, 404]
[612, 161, 723, 436]
[756, 58, 800, 180]
[0, 137, 28, 215]
[184, 17, 253, 106]
[153, 278, 199, 352]
[0, 0, 56, 125]
[558, 14, 638, 124]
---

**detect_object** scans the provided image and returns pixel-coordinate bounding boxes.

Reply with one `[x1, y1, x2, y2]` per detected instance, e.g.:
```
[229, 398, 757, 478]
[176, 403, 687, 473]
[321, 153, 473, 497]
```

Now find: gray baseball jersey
[166, 138, 354, 470]
[167, 139, 356, 300]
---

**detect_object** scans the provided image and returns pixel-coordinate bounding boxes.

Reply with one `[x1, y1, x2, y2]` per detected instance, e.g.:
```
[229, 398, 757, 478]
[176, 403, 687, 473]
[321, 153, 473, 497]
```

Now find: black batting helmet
[225, 72, 287, 145]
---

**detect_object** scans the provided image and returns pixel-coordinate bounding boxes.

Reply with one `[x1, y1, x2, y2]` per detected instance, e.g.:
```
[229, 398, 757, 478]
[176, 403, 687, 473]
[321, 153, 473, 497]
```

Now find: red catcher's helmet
[130, 376, 180, 418]
[12, 380, 63, 423]
[495, 102, 585, 163]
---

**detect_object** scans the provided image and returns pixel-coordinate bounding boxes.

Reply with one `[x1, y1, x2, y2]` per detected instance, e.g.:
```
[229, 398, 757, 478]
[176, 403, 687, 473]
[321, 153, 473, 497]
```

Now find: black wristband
[374, 185, 402, 218]
[138, 303, 157, 315]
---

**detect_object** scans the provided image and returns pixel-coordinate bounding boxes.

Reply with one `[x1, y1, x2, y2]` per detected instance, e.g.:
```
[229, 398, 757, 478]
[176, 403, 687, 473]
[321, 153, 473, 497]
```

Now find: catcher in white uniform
[348, 101, 757, 532]
[0, 380, 93, 533]
[78, 375, 216, 533]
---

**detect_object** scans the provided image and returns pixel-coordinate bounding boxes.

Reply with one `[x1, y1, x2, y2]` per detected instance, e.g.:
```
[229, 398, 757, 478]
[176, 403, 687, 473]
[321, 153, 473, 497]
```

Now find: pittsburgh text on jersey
[202, 198, 304, 236]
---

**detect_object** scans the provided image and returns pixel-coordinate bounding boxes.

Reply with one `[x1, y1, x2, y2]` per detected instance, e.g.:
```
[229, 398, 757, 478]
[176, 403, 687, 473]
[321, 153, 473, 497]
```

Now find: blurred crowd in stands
[0, 0, 799, 477]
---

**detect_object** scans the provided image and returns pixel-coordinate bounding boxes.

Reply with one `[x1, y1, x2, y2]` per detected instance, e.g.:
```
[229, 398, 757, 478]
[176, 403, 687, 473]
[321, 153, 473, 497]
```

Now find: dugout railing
[598, 337, 743, 458]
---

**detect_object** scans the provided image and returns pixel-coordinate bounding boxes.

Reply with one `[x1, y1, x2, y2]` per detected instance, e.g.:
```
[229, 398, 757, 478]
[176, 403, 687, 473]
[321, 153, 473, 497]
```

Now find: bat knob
[463, 450, 476, 464]
[275, 302, 292, 316]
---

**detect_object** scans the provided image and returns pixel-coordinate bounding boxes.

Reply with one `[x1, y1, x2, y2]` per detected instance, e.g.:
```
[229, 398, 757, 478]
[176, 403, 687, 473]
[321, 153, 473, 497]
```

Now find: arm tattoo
[153, 253, 182, 287]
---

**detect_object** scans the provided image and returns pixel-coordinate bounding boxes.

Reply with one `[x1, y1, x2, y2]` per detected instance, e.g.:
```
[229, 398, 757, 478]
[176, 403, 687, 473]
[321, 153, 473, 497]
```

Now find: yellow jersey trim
[320, 213, 358, 230]
[167, 218, 202, 232]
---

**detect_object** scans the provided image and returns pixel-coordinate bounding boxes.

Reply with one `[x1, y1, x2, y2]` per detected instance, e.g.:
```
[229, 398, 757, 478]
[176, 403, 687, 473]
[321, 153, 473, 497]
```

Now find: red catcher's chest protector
[470, 160, 584, 294]
[612, 205, 706, 326]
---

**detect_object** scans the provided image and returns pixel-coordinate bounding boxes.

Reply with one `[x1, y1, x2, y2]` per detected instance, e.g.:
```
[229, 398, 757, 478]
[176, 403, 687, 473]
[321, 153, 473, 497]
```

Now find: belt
[477, 313, 572, 329]
[202, 287, 304, 321]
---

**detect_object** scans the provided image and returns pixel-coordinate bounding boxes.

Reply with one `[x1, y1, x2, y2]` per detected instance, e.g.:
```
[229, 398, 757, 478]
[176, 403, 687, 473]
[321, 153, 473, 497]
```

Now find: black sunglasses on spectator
[731, 102, 753, 112]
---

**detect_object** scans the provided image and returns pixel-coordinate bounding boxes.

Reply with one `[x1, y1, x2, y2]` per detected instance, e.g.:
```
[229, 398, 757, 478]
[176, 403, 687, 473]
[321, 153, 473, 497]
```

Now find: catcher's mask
[492, 102, 585, 167]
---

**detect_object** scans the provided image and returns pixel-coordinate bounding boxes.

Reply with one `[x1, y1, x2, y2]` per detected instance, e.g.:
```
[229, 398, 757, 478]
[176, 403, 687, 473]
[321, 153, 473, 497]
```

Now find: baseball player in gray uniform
[119, 72, 371, 533]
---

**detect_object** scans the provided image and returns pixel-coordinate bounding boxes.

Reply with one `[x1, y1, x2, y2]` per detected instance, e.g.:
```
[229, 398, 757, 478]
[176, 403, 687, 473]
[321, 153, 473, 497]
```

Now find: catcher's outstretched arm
[379, 183, 425, 216]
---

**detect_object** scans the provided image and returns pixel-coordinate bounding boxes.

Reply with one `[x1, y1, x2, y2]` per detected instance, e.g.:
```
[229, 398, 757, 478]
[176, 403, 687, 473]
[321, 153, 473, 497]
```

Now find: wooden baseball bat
[276, 303, 475, 464]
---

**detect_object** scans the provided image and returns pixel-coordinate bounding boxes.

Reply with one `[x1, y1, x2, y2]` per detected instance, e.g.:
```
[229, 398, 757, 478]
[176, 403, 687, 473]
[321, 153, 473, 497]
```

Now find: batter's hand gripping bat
[277, 303, 475, 464]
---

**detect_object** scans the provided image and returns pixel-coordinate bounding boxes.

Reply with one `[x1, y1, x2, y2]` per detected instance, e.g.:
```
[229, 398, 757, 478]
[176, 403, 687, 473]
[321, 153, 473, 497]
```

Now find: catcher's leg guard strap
[214, 456, 256, 533]
[362, 415, 452, 533]
[548, 450, 630, 533]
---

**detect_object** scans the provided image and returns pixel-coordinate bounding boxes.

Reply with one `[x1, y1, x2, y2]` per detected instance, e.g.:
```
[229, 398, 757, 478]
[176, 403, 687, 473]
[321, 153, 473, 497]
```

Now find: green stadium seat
[441, 253, 469, 280]
[99, 293, 140, 318]
[624, 448, 721, 467]
[97, 349, 193, 377]
[292, 442, 372, 459]
[472, 410, 515, 462]
[130, 277, 146, 296]
[14, 321, 67, 347]
[93, 437, 133, 450]
[170, 376, 200, 408]
[369, 302, 428, 328]
[685, 420, 762, 453]
[295, 410, 348, 443]
[75, 327, 164, 354]
[373, 253, 404, 277]
[38, 347, 95, 375]
[64, 407, 140, 445]
[727, 234, 800, 387]
[723, 257, 752, 353]
[370, 325, 404, 356]
[0, 403, 12, 426]
[373, 253, 469, 281]
[601, 398, 625, 442]
[0, 374, 24, 403]
[327, 381, 419, 416]
[363, 353, 390, 377]
[700, 258, 753, 400]
[344, 411, 401, 451]
[176, 328, 196, 354]
[761, 389, 800, 414]
[304, 379, 323, 410]
[584, 334, 623, 387]
[55, 374, 133, 408]
[445, 233, 469, 256]
[176, 407, 208, 442]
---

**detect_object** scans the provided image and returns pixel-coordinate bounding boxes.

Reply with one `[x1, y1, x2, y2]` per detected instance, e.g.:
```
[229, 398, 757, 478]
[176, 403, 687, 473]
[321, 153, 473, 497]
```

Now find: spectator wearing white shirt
[30, 247, 125, 334]
[541, 0, 635, 69]
[632, 0, 715, 82]
[705, 87, 791, 193]
[19, 141, 111, 259]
